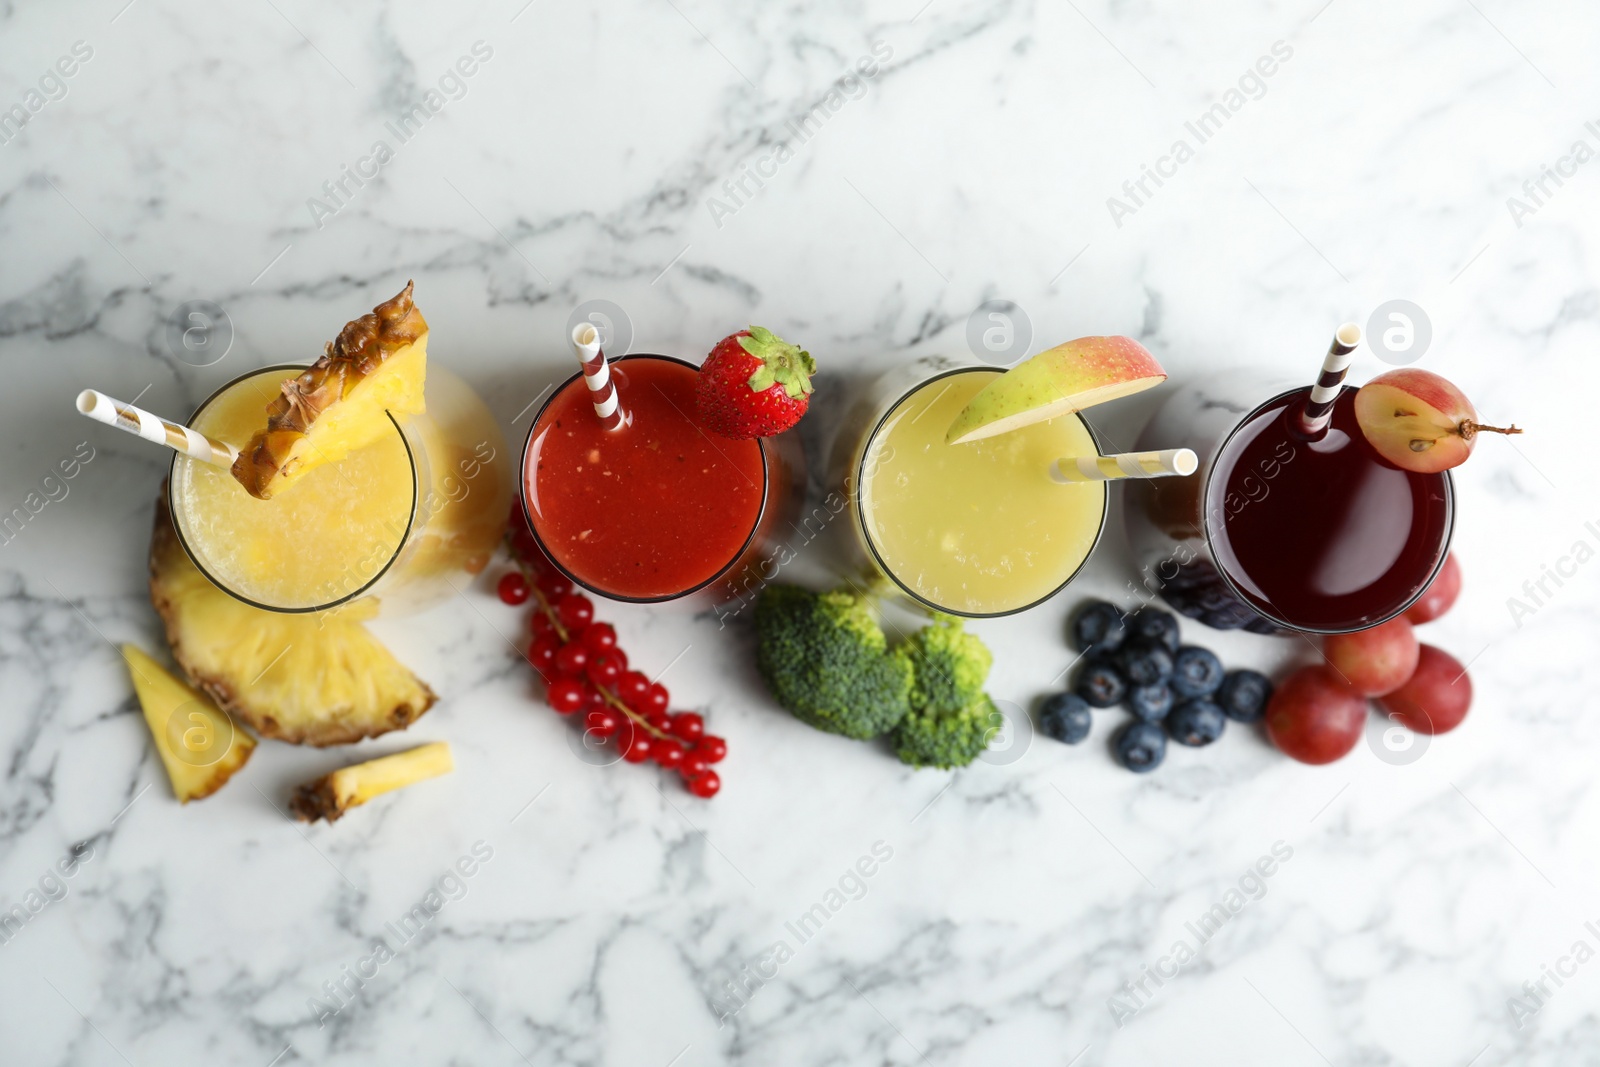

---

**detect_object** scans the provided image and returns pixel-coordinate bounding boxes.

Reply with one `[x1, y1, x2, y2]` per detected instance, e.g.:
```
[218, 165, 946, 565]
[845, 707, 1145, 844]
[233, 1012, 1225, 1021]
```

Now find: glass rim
[166, 363, 419, 615]
[517, 352, 774, 605]
[1200, 383, 1456, 635]
[852, 364, 1109, 620]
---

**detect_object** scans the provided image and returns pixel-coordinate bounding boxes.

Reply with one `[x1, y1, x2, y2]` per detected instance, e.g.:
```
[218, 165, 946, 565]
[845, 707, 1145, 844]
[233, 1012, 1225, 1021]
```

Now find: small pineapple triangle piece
[231, 281, 428, 500]
[122, 644, 256, 803]
[289, 742, 453, 823]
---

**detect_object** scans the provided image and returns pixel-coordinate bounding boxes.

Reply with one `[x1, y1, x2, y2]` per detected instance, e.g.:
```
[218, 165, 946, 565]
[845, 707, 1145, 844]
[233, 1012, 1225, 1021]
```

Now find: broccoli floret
[755, 584, 912, 740]
[893, 692, 1001, 769]
[894, 613, 993, 713]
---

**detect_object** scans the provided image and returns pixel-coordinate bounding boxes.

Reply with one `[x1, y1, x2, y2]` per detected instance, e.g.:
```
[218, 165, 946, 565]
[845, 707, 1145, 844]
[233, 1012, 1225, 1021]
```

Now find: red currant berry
[622, 730, 653, 763]
[537, 572, 573, 600]
[693, 735, 727, 763]
[582, 623, 617, 654]
[497, 572, 530, 606]
[680, 752, 711, 778]
[687, 770, 721, 798]
[618, 671, 651, 707]
[557, 593, 594, 630]
[643, 683, 670, 715]
[653, 738, 686, 769]
[546, 677, 586, 715]
[527, 633, 562, 678]
[670, 712, 705, 742]
[586, 653, 622, 688]
[553, 642, 589, 677]
[644, 709, 672, 733]
[583, 708, 619, 738]
[530, 610, 556, 638]
[607, 646, 628, 671]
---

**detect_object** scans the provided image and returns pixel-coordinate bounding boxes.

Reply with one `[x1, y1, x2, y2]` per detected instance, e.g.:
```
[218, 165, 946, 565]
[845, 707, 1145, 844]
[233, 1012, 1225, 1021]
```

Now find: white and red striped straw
[1297, 323, 1362, 436]
[570, 322, 629, 431]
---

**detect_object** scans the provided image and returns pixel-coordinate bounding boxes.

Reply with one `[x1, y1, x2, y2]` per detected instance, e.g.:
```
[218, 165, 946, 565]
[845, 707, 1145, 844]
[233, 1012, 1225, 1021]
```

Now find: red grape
[1406, 553, 1462, 625]
[1323, 617, 1419, 697]
[1376, 644, 1471, 735]
[1265, 666, 1366, 765]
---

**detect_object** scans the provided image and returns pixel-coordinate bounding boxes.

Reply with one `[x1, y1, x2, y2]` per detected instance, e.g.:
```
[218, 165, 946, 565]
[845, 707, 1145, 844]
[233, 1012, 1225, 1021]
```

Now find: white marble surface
[2, 0, 1597, 1063]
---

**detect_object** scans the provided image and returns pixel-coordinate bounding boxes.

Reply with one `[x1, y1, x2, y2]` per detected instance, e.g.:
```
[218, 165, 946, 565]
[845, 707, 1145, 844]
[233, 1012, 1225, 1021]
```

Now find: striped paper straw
[1297, 323, 1362, 436]
[1050, 448, 1198, 483]
[570, 322, 629, 431]
[75, 389, 239, 469]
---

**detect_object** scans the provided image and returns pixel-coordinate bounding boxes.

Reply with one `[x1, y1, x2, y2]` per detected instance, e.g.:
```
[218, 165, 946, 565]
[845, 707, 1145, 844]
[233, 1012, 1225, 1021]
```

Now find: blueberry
[1040, 692, 1092, 744]
[1126, 682, 1174, 722]
[1216, 669, 1273, 723]
[1128, 608, 1181, 653]
[1114, 721, 1167, 773]
[1116, 641, 1174, 687]
[1167, 699, 1227, 746]
[1070, 600, 1127, 656]
[1201, 601, 1259, 631]
[1169, 646, 1225, 699]
[1075, 661, 1127, 708]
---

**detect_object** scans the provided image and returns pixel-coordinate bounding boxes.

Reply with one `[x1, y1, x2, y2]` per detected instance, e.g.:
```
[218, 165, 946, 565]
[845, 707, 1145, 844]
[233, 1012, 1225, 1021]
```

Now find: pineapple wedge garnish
[290, 742, 453, 823]
[122, 644, 255, 802]
[230, 281, 428, 500]
[150, 496, 436, 746]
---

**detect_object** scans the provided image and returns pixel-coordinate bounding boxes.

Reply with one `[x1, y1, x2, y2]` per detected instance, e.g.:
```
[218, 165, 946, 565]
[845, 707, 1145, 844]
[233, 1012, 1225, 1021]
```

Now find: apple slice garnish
[944, 336, 1168, 445]
[1353, 369, 1521, 473]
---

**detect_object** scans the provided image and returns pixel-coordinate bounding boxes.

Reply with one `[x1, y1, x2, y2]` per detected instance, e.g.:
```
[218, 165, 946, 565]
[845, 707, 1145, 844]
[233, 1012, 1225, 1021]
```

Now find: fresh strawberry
[695, 326, 815, 439]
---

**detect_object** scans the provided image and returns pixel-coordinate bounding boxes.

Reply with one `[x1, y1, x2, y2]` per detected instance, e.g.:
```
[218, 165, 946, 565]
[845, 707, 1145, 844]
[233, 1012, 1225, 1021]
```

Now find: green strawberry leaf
[737, 326, 815, 399]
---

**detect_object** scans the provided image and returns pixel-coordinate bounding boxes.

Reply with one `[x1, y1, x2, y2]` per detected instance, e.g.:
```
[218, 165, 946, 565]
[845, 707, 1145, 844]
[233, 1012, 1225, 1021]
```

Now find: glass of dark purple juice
[1126, 372, 1454, 635]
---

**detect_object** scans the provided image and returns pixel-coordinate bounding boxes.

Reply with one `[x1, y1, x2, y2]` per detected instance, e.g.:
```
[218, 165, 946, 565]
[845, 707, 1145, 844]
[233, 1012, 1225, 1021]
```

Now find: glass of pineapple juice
[168, 364, 511, 615]
[845, 358, 1108, 617]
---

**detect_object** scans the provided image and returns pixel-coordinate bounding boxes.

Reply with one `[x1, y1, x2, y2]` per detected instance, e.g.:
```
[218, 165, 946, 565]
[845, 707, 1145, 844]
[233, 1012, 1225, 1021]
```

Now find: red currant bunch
[500, 507, 726, 797]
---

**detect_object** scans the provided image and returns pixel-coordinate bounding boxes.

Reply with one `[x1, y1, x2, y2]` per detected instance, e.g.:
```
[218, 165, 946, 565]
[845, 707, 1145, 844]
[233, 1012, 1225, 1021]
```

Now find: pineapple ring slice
[150, 496, 436, 746]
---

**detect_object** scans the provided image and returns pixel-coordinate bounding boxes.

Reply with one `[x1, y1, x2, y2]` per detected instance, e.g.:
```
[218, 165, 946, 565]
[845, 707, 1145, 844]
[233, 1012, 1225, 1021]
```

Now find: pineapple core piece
[289, 742, 453, 823]
[231, 281, 428, 500]
[122, 644, 256, 802]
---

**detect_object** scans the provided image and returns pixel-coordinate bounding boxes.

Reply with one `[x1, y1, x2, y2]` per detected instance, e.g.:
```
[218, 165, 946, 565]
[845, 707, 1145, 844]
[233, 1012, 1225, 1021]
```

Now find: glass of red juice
[520, 354, 804, 604]
[1125, 373, 1454, 634]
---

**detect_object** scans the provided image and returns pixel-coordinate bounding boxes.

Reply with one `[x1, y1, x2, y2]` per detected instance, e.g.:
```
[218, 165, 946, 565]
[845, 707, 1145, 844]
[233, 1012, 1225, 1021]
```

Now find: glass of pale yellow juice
[168, 364, 511, 615]
[847, 359, 1107, 617]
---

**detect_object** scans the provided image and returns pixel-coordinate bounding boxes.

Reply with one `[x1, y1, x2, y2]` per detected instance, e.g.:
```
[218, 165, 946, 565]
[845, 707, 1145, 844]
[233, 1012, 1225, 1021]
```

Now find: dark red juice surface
[524, 356, 766, 599]
[1206, 386, 1452, 633]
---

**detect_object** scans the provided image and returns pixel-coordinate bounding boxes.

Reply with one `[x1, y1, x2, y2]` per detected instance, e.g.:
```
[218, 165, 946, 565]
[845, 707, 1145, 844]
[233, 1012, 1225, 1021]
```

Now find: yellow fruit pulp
[860, 369, 1106, 615]
[174, 368, 417, 610]
[261, 342, 427, 496]
[122, 644, 255, 802]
